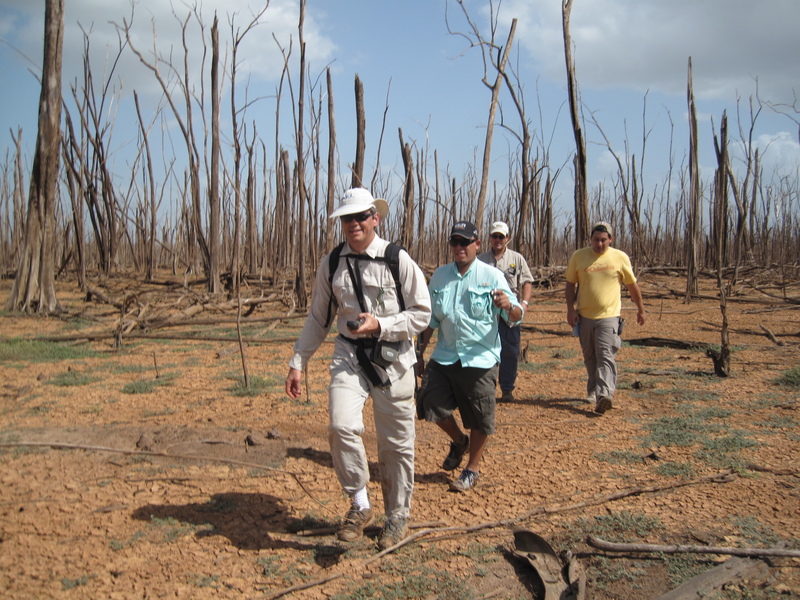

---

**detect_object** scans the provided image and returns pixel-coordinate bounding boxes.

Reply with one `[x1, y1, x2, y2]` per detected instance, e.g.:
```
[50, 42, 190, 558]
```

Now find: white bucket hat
[329, 187, 389, 219]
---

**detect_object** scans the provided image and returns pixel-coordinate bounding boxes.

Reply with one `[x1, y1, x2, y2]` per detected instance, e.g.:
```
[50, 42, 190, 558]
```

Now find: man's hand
[285, 367, 303, 399]
[347, 313, 381, 335]
[566, 306, 579, 327]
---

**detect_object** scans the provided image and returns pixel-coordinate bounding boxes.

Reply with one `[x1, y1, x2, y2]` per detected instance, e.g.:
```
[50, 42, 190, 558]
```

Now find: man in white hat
[478, 221, 534, 402]
[565, 221, 646, 414]
[285, 187, 431, 549]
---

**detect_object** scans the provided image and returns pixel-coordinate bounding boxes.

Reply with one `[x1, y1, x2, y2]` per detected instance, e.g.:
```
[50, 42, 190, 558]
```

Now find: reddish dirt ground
[0, 273, 798, 599]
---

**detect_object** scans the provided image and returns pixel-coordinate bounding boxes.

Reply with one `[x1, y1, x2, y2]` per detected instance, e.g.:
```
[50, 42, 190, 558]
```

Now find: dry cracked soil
[0, 272, 798, 600]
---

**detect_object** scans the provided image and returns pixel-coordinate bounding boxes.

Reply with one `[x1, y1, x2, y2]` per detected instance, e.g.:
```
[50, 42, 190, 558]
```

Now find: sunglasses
[490, 233, 506, 240]
[449, 237, 475, 247]
[341, 210, 376, 224]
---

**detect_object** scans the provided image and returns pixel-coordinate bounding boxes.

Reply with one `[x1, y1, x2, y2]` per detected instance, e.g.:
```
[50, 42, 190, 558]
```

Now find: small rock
[136, 433, 154, 451]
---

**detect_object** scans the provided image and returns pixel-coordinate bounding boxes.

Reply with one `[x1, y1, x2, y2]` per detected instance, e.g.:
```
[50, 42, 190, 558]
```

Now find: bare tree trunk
[398, 128, 414, 249]
[475, 21, 516, 233]
[6, 0, 64, 313]
[61, 115, 86, 290]
[208, 16, 222, 294]
[711, 110, 731, 376]
[685, 58, 700, 303]
[325, 67, 336, 253]
[562, 0, 589, 249]
[352, 75, 366, 189]
[134, 92, 157, 282]
[294, 0, 308, 309]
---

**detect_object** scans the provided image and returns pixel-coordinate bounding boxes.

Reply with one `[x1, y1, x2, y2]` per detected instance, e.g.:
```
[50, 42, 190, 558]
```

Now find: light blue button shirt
[428, 259, 522, 369]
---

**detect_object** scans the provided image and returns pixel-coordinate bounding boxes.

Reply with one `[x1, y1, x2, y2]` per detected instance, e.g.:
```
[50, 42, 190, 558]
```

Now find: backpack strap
[324, 242, 346, 328]
[383, 242, 406, 312]
[323, 240, 406, 328]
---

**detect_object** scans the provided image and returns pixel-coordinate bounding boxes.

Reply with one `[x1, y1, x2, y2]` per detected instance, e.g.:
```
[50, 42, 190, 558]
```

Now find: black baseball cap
[450, 220, 479, 240]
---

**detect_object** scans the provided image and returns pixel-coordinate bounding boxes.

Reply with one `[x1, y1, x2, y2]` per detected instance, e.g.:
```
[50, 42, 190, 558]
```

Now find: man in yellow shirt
[565, 222, 646, 414]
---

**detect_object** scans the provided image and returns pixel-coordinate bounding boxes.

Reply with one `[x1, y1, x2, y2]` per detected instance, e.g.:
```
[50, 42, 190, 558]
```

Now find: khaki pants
[328, 357, 416, 519]
[578, 316, 622, 399]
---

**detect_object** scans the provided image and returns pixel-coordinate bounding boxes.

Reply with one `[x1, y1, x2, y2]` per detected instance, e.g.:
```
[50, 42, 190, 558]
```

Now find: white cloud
[498, 0, 800, 104]
[0, 0, 336, 101]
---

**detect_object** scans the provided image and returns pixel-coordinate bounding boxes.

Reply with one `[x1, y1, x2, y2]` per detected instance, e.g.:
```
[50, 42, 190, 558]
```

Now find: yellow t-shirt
[565, 247, 636, 319]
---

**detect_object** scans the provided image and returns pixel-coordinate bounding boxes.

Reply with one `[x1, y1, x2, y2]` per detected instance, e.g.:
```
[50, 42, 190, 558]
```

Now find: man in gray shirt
[478, 221, 534, 402]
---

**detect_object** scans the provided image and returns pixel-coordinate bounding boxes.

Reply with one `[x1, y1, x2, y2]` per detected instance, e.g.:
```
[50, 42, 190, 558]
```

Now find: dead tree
[710, 111, 731, 376]
[325, 67, 337, 253]
[562, 0, 589, 250]
[685, 57, 701, 302]
[122, 11, 212, 282]
[448, 1, 516, 233]
[398, 128, 415, 249]
[351, 75, 366, 189]
[208, 16, 222, 294]
[294, 0, 309, 309]
[133, 92, 157, 281]
[6, 0, 64, 313]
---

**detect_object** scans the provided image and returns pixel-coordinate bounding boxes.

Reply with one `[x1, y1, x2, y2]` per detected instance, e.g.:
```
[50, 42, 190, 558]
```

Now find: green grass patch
[258, 554, 315, 586]
[227, 374, 281, 396]
[595, 450, 644, 466]
[562, 510, 663, 545]
[654, 461, 695, 478]
[730, 516, 781, 547]
[643, 414, 706, 447]
[61, 575, 92, 590]
[46, 371, 102, 387]
[0, 338, 100, 362]
[121, 373, 176, 394]
[755, 414, 798, 429]
[664, 553, 713, 587]
[774, 366, 800, 388]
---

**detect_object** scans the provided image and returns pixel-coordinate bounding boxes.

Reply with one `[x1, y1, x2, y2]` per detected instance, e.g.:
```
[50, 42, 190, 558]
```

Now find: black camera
[347, 317, 366, 331]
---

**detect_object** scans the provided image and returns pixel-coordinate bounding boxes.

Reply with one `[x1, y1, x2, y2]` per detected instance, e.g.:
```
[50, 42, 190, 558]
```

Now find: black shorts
[417, 359, 498, 435]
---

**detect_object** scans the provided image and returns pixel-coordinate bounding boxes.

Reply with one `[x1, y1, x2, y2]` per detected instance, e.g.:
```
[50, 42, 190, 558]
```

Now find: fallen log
[586, 536, 800, 559]
[654, 556, 770, 600]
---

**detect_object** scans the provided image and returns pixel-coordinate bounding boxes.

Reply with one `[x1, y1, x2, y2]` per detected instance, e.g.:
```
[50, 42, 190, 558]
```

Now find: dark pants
[498, 318, 521, 392]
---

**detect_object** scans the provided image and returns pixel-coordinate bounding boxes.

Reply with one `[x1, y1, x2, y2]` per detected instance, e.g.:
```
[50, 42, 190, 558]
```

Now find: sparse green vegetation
[654, 461, 695, 478]
[121, 374, 175, 394]
[46, 370, 101, 386]
[227, 374, 281, 396]
[774, 366, 800, 388]
[595, 449, 644, 465]
[562, 511, 663, 546]
[664, 553, 713, 587]
[61, 575, 91, 590]
[0, 338, 99, 363]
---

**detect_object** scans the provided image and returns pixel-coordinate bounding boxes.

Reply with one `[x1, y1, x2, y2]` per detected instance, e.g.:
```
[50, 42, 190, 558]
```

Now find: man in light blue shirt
[416, 220, 523, 492]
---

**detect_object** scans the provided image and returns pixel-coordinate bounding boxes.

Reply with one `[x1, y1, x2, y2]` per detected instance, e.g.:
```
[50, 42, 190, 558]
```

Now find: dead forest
[0, 0, 797, 318]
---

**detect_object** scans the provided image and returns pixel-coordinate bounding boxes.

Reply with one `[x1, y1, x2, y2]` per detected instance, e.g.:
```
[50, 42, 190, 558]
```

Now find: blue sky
[1, 0, 799, 223]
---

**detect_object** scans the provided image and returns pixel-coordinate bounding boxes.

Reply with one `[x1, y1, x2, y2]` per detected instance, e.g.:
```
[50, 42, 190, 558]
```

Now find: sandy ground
[0, 272, 798, 599]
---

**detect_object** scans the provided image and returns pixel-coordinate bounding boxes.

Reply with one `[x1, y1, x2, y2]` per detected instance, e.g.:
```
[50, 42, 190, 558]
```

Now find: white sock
[352, 487, 370, 510]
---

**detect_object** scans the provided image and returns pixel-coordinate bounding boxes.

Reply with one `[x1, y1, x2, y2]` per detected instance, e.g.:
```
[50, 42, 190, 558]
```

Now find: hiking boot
[336, 505, 374, 542]
[449, 468, 480, 492]
[499, 390, 514, 403]
[595, 396, 613, 414]
[585, 391, 597, 405]
[442, 434, 469, 471]
[377, 516, 408, 550]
